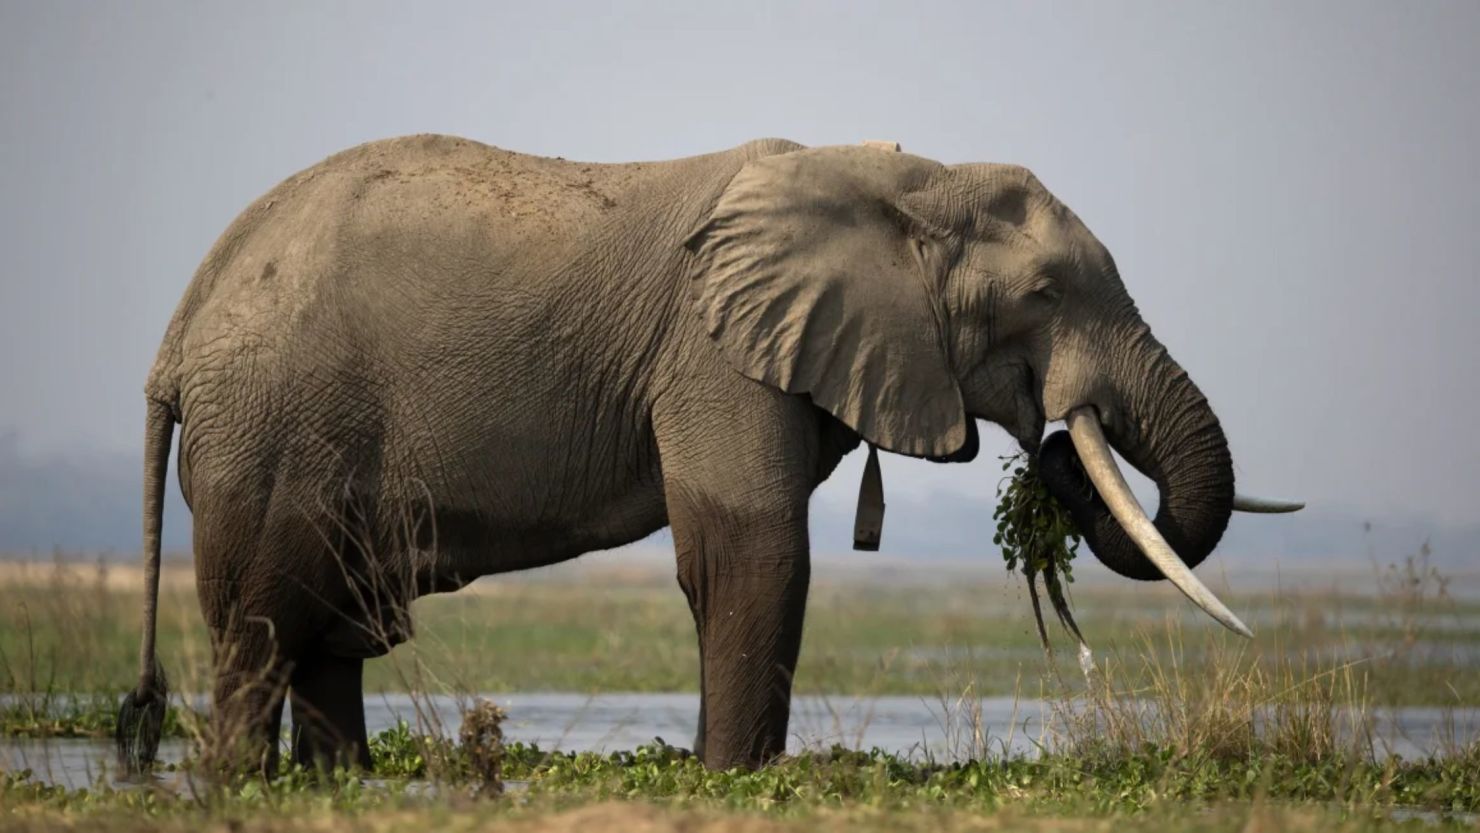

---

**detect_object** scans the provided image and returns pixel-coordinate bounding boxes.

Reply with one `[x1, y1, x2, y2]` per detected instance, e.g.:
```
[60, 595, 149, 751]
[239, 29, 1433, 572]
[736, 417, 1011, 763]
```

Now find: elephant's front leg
[656, 395, 818, 770]
[672, 497, 809, 769]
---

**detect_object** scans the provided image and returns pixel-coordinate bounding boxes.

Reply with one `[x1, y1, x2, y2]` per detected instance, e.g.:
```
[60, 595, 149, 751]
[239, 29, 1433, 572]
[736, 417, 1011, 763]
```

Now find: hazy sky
[2, 1, 1477, 529]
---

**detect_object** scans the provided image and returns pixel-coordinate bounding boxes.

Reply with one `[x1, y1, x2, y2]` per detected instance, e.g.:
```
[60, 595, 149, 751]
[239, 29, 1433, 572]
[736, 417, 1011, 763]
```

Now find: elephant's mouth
[962, 361, 1045, 456]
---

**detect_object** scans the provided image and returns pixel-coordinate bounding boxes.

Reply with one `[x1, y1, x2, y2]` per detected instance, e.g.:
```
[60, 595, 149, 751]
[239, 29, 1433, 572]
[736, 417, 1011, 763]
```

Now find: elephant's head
[686, 144, 1296, 634]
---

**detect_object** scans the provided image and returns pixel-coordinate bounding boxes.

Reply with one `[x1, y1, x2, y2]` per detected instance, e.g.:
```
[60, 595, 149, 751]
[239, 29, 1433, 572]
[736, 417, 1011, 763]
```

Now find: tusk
[1233, 494, 1305, 514]
[1065, 407, 1254, 639]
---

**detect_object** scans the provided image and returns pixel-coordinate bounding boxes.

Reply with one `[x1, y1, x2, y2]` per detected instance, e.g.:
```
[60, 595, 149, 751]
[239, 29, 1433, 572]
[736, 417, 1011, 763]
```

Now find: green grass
[3, 731, 1479, 832]
[355, 728, 1480, 815]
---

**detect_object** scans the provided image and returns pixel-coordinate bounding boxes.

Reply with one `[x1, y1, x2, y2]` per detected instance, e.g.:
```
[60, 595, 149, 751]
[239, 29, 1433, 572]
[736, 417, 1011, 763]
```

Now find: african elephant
[116, 135, 1297, 774]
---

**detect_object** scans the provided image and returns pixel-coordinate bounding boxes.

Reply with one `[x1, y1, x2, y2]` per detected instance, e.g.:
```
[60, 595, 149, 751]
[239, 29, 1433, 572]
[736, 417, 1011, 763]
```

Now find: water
[4, 693, 1477, 790]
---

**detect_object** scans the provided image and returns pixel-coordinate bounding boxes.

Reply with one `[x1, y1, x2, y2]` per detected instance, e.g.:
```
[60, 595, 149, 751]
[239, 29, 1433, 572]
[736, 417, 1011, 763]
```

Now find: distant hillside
[1, 431, 1472, 567]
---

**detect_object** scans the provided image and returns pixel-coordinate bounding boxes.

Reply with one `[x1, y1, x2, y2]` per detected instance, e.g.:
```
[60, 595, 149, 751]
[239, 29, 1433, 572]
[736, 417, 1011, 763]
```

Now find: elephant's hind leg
[195, 508, 298, 775]
[194, 484, 372, 776]
[289, 653, 372, 770]
[198, 598, 293, 776]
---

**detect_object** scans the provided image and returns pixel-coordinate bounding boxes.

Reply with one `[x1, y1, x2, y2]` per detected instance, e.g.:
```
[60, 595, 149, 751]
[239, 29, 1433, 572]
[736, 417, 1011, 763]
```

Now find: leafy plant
[992, 452, 1087, 663]
[992, 452, 1081, 581]
[369, 719, 437, 777]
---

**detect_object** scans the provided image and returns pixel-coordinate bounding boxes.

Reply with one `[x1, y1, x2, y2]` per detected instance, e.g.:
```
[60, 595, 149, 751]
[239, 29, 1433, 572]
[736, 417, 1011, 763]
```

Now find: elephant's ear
[686, 146, 968, 458]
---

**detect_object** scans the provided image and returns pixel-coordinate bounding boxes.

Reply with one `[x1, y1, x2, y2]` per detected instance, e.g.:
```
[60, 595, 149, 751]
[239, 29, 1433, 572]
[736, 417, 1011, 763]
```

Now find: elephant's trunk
[1038, 329, 1234, 582]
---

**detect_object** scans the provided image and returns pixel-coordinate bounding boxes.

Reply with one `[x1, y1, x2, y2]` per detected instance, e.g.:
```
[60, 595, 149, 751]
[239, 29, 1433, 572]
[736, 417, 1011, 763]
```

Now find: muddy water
[4, 693, 1477, 790]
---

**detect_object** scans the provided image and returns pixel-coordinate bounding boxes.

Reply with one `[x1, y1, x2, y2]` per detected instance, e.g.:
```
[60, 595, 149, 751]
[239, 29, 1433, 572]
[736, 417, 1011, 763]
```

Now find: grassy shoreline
[4, 729, 1479, 831]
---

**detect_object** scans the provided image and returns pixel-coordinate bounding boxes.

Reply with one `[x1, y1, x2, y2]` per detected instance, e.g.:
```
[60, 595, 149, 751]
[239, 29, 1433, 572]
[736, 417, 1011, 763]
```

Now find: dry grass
[1044, 624, 1379, 765]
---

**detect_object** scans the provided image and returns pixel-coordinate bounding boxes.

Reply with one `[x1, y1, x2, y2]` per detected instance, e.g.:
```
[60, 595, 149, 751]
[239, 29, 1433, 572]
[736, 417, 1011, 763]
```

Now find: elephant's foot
[289, 654, 371, 771]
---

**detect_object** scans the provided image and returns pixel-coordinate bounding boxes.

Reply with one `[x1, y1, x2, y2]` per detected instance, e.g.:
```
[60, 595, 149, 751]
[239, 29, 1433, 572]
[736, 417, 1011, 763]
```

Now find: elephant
[115, 135, 1299, 774]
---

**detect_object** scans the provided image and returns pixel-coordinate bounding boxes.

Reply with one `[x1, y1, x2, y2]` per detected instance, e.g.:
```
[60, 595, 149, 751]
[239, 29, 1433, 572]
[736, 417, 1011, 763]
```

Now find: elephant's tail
[116, 397, 175, 774]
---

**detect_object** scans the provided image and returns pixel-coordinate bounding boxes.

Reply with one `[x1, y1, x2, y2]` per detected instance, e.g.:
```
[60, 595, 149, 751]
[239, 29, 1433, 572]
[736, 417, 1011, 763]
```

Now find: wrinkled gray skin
[124, 136, 1233, 773]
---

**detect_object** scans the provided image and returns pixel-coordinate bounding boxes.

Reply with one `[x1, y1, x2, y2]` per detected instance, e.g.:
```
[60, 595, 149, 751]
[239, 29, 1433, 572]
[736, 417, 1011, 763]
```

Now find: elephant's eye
[1026, 280, 1063, 306]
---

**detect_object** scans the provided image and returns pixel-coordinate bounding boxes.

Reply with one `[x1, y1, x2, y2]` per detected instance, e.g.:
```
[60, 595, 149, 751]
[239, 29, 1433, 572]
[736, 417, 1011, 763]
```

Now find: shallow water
[4, 693, 1477, 790]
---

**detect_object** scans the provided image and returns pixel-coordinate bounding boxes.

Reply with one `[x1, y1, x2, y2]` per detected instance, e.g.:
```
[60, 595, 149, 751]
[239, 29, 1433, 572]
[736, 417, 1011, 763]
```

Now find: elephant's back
[148, 136, 637, 399]
[185, 133, 651, 305]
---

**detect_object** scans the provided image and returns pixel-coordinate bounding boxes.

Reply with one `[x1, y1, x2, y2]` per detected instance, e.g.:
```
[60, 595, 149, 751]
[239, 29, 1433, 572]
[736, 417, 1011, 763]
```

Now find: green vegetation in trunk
[992, 453, 1088, 661]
